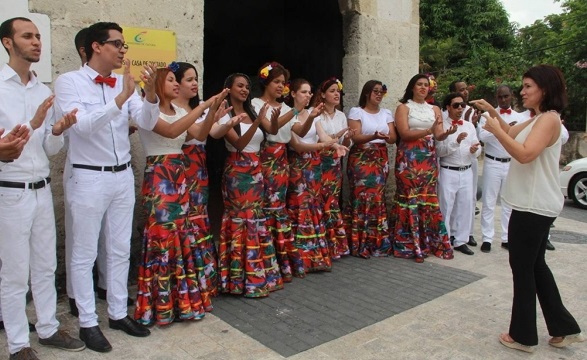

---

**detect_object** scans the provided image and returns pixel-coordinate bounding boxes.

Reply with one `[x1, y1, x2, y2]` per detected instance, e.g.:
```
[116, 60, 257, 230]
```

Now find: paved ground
[2, 155, 587, 359]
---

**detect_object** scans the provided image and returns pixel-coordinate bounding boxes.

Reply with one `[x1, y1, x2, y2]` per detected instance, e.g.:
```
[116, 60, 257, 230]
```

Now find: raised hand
[470, 142, 480, 154]
[482, 113, 501, 134]
[52, 109, 78, 136]
[469, 99, 493, 112]
[310, 103, 325, 118]
[30, 95, 55, 130]
[140, 63, 158, 103]
[214, 101, 232, 122]
[226, 113, 247, 128]
[456, 132, 468, 144]
[256, 103, 270, 123]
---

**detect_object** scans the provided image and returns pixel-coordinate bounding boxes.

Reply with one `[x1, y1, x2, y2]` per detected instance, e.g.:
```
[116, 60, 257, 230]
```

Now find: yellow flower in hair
[260, 64, 273, 79]
[336, 79, 343, 91]
[282, 82, 290, 96]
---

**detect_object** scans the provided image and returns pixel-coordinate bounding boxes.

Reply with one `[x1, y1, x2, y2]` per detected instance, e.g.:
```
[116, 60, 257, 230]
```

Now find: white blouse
[347, 107, 394, 143]
[219, 114, 264, 153]
[251, 97, 297, 143]
[138, 104, 187, 156]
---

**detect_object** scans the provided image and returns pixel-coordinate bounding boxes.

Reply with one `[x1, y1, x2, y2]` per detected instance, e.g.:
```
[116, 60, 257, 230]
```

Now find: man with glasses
[478, 85, 526, 253]
[436, 93, 481, 256]
[54, 21, 159, 353]
[0, 17, 85, 359]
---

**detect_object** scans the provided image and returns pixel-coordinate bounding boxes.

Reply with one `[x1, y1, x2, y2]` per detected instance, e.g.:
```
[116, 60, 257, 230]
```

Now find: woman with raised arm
[345, 80, 397, 258]
[213, 73, 283, 298]
[311, 78, 353, 258]
[172, 62, 232, 308]
[135, 66, 226, 326]
[252, 62, 309, 280]
[472, 65, 584, 353]
[391, 74, 454, 263]
[285, 78, 339, 272]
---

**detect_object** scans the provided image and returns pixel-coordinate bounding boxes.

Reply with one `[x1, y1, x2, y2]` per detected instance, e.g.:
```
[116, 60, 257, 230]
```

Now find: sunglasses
[372, 89, 385, 95]
[101, 39, 129, 50]
[451, 102, 467, 109]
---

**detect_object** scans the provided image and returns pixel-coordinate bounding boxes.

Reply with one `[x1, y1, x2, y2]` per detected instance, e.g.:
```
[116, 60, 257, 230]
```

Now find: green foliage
[420, 0, 587, 130]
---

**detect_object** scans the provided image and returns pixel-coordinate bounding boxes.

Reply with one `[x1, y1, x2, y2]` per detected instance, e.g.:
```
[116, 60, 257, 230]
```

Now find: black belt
[0, 177, 51, 189]
[72, 161, 131, 173]
[485, 154, 511, 163]
[440, 165, 472, 171]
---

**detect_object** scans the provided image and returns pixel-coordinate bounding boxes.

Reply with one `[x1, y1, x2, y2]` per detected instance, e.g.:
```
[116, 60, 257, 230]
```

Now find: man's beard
[13, 42, 40, 63]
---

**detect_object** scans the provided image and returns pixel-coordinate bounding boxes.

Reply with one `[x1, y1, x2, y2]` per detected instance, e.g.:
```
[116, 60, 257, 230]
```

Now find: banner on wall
[118, 26, 176, 81]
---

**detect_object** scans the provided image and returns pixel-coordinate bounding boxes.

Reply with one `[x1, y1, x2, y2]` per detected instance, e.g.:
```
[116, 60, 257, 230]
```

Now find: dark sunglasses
[101, 39, 129, 50]
[451, 102, 467, 109]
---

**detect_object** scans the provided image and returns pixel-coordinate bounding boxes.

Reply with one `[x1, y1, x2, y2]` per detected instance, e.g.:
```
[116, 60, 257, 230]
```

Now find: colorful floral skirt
[261, 141, 304, 279]
[345, 143, 391, 258]
[182, 144, 218, 307]
[135, 154, 206, 326]
[218, 151, 283, 297]
[287, 150, 332, 272]
[391, 136, 454, 262]
[320, 149, 349, 258]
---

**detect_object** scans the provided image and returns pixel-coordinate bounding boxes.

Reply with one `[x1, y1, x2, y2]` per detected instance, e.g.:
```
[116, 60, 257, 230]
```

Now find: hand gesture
[469, 99, 492, 112]
[320, 138, 337, 150]
[332, 143, 349, 157]
[30, 95, 55, 130]
[335, 127, 349, 139]
[226, 113, 247, 128]
[52, 109, 78, 136]
[373, 131, 389, 140]
[456, 132, 468, 144]
[256, 103, 271, 123]
[214, 101, 232, 122]
[0, 125, 30, 161]
[310, 103, 325, 118]
[470, 142, 480, 154]
[140, 63, 158, 102]
[482, 113, 500, 135]
[268, 106, 280, 125]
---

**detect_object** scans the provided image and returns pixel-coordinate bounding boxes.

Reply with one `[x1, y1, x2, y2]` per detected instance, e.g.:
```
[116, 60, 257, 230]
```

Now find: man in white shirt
[437, 93, 481, 256]
[54, 21, 159, 353]
[0, 17, 85, 359]
[478, 85, 526, 253]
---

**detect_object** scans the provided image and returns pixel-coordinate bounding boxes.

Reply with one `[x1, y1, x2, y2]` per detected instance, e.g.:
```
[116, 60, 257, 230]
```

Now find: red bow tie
[500, 108, 512, 115]
[95, 75, 116, 88]
[452, 119, 463, 126]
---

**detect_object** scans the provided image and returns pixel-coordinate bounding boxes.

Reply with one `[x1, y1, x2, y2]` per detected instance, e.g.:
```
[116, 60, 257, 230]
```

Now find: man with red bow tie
[54, 22, 160, 352]
[437, 93, 481, 256]
[477, 85, 526, 253]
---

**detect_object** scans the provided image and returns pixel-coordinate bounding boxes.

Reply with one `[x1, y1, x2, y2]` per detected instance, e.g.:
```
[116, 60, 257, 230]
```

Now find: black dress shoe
[79, 326, 112, 353]
[454, 244, 474, 255]
[450, 236, 455, 246]
[481, 242, 491, 253]
[109, 316, 150, 337]
[69, 298, 79, 318]
[501, 242, 509, 250]
[546, 239, 555, 251]
[467, 236, 477, 247]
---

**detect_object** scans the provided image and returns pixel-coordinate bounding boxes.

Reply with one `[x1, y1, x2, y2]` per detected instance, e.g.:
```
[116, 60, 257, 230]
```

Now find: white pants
[64, 160, 107, 298]
[0, 185, 59, 354]
[450, 157, 478, 236]
[481, 157, 511, 243]
[438, 167, 474, 247]
[67, 167, 135, 328]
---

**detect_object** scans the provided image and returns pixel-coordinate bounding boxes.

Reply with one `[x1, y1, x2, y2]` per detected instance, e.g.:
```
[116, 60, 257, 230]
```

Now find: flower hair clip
[168, 61, 179, 73]
[282, 81, 290, 97]
[259, 64, 273, 80]
[381, 84, 388, 97]
[335, 78, 343, 91]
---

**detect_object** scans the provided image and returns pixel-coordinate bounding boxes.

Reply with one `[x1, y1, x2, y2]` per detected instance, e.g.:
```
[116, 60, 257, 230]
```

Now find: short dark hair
[522, 65, 567, 113]
[442, 92, 464, 111]
[358, 80, 382, 108]
[258, 61, 290, 93]
[448, 80, 465, 93]
[0, 17, 33, 54]
[74, 27, 89, 56]
[496, 84, 512, 94]
[399, 74, 429, 104]
[174, 62, 200, 109]
[84, 22, 123, 61]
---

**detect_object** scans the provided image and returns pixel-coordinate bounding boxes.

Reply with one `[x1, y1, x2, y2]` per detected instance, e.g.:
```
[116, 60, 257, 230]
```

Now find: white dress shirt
[478, 107, 526, 159]
[0, 64, 64, 180]
[436, 118, 481, 166]
[54, 65, 160, 166]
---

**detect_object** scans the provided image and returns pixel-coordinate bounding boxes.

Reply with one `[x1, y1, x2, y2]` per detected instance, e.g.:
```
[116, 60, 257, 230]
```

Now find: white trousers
[481, 157, 511, 243]
[438, 167, 474, 247]
[450, 157, 478, 236]
[63, 160, 107, 298]
[67, 167, 135, 327]
[0, 185, 59, 354]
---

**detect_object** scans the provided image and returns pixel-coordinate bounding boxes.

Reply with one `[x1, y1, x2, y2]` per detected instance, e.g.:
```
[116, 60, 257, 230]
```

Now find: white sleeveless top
[501, 113, 563, 217]
[405, 99, 435, 130]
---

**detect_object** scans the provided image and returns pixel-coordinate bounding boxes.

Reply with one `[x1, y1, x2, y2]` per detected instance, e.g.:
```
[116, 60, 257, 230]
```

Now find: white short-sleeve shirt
[347, 107, 394, 144]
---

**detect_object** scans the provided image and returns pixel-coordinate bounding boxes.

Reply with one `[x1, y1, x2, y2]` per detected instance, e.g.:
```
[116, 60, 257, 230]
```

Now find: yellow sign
[118, 26, 176, 81]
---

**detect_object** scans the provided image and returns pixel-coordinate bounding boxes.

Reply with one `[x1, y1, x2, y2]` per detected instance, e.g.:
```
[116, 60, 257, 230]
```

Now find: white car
[560, 157, 587, 209]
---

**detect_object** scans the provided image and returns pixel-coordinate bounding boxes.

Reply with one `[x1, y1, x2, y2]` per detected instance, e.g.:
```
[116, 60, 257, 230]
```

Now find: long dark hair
[358, 80, 382, 108]
[174, 62, 200, 109]
[522, 65, 567, 113]
[400, 74, 430, 104]
[223, 73, 264, 138]
[311, 78, 341, 108]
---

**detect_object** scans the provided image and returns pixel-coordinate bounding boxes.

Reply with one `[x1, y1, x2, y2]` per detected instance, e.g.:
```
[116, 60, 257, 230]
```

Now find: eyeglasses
[451, 102, 467, 109]
[101, 39, 129, 50]
[372, 90, 385, 95]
